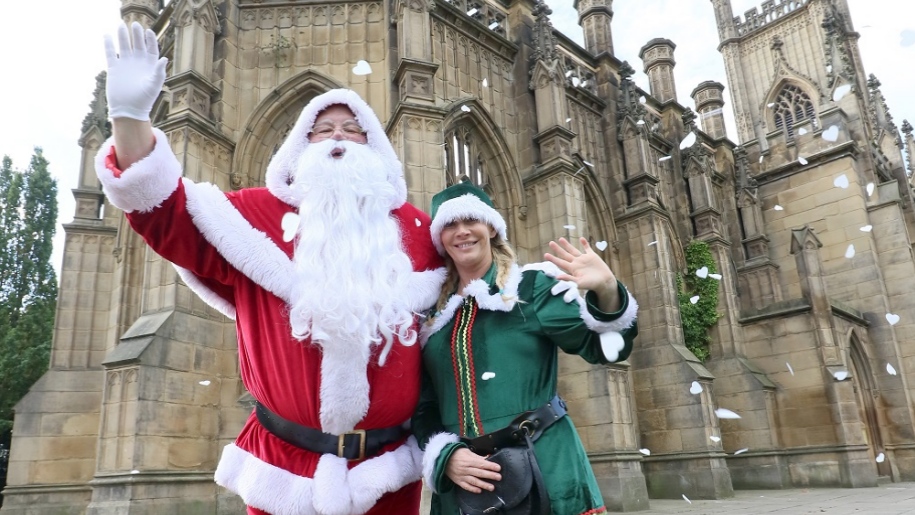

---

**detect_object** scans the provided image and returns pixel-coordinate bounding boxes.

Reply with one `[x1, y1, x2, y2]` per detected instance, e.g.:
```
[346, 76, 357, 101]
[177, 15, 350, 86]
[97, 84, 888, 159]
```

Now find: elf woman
[412, 182, 639, 515]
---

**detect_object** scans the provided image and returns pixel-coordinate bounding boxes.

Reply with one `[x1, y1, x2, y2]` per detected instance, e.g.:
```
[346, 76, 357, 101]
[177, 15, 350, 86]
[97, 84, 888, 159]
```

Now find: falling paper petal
[822, 125, 840, 142]
[659, 156, 672, 162]
[886, 313, 900, 325]
[565, 70, 573, 77]
[461, 105, 471, 112]
[639, 448, 651, 456]
[563, 225, 576, 230]
[647, 241, 658, 246]
[867, 183, 875, 196]
[759, 155, 765, 163]
[708, 273, 722, 280]
[199, 380, 211, 386]
[833, 174, 849, 189]
[595, 241, 608, 251]
[639, 96, 647, 104]
[833, 84, 852, 102]
[481, 372, 495, 380]
[887, 363, 897, 376]
[566, 117, 572, 123]
[798, 156, 808, 166]
[798, 128, 808, 136]
[466, 7, 478, 16]
[637, 120, 645, 126]
[131, 470, 140, 474]
[715, 408, 741, 419]
[281, 212, 300, 243]
[860, 225, 872, 232]
[710, 436, 721, 442]
[583, 161, 594, 168]
[482, 78, 488, 87]
[787, 362, 795, 376]
[682, 494, 692, 504]
[845, 244, 856, 259]
[834, 370, 849, 381]
[679, 132, 697, 149]
[572, 77, 581, 87]
[415, 218, 422, 227]
[767, 103, 775, 108]
[580, 80, 588, 87]
[689, 295, 700, 305]
[690, 381, 703, 394]
[774, 205, 784, 211]
[488, 21, 499, 30]
[877, 452, 886, 463]
[734, 448, 749, 455]
[352, 60, 372, 75]
[695, 266, 709, 279]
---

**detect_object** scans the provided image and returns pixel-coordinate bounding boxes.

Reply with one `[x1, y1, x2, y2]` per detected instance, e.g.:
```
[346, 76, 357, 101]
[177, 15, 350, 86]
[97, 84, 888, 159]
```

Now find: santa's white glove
[104, 22, 168, 121]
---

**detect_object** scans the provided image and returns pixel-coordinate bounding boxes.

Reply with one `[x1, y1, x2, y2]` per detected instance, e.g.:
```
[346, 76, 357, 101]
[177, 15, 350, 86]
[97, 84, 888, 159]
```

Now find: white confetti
[876, 452, 886, 463]
[563, 225, 576, 230]
[352, 60, 372, 75]
[595, 241, 608, 251]
[695, 266, 709, 279]
[482, 77, 488, 88]
[659, 156, 672, 162]
[565, 70, 573, 77]
[709, 435, 721, 442]
[844, 244, 856, 259]
[822, 125, 840, 142]
[199, 380, 211, 386]
[833, 174, 849, 189]
[833, 84, 852, 102]
[774, 204, 784, 211]
[637, 119, 646, 126]
[572, 77, 581, 87]
[689, 295, 700, 304]
[131, 470, 140, 474]
[679, 132, 697, 149]
[281, 212, 300, 243]
[639, 96, 647, 104]
[734, 448, 749, 455]
[639, 448, 651, 456]
[708, 273, 722, 280]
[466, 7, 478, 16]
[787, 362, 795, 376]
[860, 225, 873, 232]
[481, 372, 495, 380]
[580, 80, 588, 88]
[715, 408, 741, 419]
[647, 241, 658, 246]
[886, 363, 897, 376]
[566, 117, 572, 123]
[689, 381, 703, 394]
[415, 218, 422, 227]
[767, 103, 775, 108]
[798, 156, 808, 166]
[867, 183, 875, 196]
[461, 105, 471, 112]
[759, 155, 765, 163]
[583, 161, 594, 168]
[682, 494, 692, 504]
[488, 21, 499, 30]
[886, 313, 900, 325]
[833, 370, 849, 381]
[798, 128, 808, 136]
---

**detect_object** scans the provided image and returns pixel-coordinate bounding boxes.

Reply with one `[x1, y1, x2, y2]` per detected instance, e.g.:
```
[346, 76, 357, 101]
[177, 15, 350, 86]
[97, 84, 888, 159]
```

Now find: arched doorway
[847, 330, 891, 478]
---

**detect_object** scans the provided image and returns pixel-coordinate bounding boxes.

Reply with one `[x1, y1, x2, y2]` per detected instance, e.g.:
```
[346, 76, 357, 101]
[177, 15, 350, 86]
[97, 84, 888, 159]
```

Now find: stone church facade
[3, 0, 915, 512]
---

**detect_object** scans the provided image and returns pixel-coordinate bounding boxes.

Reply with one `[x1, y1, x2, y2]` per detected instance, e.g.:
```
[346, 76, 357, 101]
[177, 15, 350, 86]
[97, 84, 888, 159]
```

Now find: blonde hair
[429, 234, 517, 323]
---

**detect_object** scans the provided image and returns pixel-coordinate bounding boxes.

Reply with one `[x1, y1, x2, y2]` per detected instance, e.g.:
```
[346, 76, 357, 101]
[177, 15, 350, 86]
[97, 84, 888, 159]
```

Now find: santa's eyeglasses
[309, 121, 367, 141]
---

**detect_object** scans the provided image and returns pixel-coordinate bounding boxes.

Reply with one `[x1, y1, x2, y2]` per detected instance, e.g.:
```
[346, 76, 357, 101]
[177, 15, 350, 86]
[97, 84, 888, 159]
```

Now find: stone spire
[80, 72, 111, 141]
[639, 38, 678, 103]
[692, 81, 726, 140]
[902, 120, 914, 175]
[531, 0, 559, 63]
[575, 0, 614, 55]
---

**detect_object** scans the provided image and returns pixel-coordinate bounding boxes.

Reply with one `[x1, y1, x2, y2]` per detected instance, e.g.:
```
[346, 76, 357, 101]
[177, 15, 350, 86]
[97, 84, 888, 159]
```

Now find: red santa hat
[265, 89, 407, 209]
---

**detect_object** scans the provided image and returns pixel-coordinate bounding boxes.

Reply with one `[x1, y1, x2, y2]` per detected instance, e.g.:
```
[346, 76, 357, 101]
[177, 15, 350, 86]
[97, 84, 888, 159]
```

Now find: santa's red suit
[96, 89, 445, 515]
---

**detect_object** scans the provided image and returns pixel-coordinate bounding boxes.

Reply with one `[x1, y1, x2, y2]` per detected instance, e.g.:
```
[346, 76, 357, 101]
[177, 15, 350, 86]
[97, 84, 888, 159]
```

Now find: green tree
[676, 240, 721, 362]
[0, 148, 58, 437]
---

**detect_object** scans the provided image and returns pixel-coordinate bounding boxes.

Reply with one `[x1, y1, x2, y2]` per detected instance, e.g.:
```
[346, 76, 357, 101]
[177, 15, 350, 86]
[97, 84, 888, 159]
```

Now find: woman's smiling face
[441, 217, 496, 274]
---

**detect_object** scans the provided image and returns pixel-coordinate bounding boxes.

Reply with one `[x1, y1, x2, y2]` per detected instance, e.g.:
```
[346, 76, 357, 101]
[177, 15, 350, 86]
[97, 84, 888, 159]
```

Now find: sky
[0, 0, 912, 277]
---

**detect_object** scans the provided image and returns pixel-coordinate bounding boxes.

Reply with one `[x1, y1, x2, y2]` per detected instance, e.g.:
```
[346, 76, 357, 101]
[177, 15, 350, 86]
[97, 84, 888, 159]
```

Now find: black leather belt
[461, 395, 567, 455]
[255, 402, 404, 461]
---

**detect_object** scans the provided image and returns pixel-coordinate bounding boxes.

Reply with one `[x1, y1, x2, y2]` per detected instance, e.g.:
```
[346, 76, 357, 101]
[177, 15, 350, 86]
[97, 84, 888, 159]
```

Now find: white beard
[286, 139, 417, 433]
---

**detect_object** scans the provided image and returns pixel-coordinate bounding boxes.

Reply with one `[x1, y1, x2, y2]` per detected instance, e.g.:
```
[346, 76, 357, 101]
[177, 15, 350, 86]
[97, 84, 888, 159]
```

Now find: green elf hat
[429, 181, 507, 256]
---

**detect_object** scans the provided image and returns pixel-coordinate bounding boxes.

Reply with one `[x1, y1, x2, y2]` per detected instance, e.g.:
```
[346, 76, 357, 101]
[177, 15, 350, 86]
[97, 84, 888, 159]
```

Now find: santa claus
[96, 22, 444, 515]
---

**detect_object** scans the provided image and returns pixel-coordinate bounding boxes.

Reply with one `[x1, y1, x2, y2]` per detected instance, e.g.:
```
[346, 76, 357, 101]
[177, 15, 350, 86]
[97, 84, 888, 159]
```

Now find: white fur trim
[576, 290, 639, 333]
[266, 89, 407, 210]
[215, 438, 422, 515]
[174, 265, 237, 319]
[182, 179, 295, 304]
[430, 194, 508, 255]
[94, 127, 182, 213]
[421, 432, 460, 494]
[318, 337, 372, 434]
[405, 267, 448, 312]
[420, 294, 463, 346]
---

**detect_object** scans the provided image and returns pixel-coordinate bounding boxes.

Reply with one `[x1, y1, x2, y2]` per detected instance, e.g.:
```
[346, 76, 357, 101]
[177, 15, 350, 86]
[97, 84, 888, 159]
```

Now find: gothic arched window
[772, 85, 816, 139]
[444, 125, 486, 189]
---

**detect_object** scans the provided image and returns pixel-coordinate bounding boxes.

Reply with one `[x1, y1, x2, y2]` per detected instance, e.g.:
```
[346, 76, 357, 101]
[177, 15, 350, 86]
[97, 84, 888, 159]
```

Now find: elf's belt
[255, 401, 404, 461]
[460, 395, 568, 455]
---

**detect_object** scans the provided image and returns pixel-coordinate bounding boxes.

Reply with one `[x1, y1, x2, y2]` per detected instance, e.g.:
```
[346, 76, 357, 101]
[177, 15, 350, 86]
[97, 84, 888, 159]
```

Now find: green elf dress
[412, 260, 639, 515]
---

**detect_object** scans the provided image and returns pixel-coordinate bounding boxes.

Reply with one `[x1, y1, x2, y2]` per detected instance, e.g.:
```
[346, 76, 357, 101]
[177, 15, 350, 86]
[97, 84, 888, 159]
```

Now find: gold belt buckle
[338, 429, 367, 461]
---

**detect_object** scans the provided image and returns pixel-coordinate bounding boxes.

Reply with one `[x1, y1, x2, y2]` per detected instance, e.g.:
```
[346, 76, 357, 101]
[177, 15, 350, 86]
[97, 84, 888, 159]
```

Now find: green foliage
[0, 149, 58, 436]
[677, 240, 721, 362]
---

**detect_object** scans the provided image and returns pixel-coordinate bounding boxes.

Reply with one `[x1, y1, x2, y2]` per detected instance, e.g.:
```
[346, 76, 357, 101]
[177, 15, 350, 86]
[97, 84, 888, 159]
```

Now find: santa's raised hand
[104, 22, 168, 121]
[545, 237, 621, 312]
